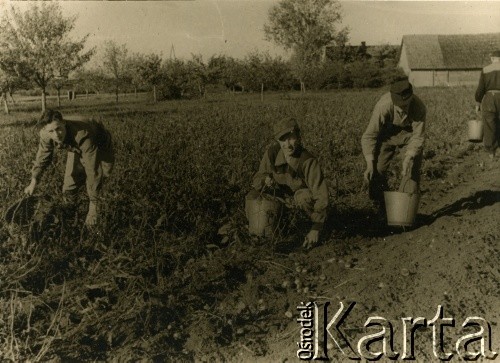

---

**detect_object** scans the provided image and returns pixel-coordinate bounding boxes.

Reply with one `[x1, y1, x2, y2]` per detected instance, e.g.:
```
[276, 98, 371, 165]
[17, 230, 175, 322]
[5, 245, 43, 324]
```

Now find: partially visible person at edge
[24, 110, 114, 227]
[249, 117, 329, 249]
[475, 49, 500, 161]
[361, 78, 426, 213]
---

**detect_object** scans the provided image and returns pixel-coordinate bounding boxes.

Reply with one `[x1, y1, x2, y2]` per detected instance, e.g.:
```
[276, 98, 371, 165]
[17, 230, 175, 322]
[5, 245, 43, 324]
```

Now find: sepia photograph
[0, 0, 499, 361]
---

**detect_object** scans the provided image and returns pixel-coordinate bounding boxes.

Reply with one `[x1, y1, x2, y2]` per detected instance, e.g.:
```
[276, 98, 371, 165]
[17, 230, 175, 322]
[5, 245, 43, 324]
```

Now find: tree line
[0, 1, 404, 113]
[75, 43, 403, 102]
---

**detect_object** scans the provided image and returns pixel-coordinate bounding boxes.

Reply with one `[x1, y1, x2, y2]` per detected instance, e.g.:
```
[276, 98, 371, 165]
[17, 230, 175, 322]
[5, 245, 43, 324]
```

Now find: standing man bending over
[361, 78, 426, 211]
[24, 110, 114, 227]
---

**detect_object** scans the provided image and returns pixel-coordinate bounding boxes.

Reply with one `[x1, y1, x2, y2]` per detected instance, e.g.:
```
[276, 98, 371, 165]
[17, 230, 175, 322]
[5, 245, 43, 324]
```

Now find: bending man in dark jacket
[250, 117, 329, 248]
[24, 110, 114, 227]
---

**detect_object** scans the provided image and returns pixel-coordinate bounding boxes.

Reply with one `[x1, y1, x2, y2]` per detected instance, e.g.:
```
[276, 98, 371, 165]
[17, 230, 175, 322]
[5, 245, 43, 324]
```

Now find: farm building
[398, 33, 500, 87]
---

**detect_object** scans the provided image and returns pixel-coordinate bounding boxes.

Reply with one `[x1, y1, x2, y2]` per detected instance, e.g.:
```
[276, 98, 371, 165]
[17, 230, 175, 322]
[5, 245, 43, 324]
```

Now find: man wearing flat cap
[250, 117, 329, 248]
[361, 77, 426, 211]
[475, 50, 500, 161]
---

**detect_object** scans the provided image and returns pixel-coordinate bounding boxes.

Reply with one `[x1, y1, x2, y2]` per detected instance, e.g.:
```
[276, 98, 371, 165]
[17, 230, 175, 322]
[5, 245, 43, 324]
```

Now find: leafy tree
[157, 59, 190, 100]
[207, 55, 245, 93]
[50, 75, 73, 107]
[186, 54, 210, 98]
[74, 67, 109, 97]
[136, 53, 163, 103]
[264, 0, 348, 91]
[347, 60, 383, 88]
[0, 70, 28, 114]
[241, 51, 268, 96]
[0, 2, 94, 111]
[372, 44, 399, 67]
[265, 56, 295, 91]
[102, 41, 130, 103]
[240, 51, 292, 99]
[207, 55, 226, 86]
[126, 53, 149, 98]
[321, 60, 350, 89]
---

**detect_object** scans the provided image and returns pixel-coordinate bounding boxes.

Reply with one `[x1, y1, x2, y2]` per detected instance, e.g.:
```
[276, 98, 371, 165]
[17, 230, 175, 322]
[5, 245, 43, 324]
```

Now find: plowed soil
[226, 150, 500, 362]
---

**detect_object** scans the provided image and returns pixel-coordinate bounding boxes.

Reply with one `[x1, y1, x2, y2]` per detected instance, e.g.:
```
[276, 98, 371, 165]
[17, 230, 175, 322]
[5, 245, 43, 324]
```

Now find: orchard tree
[160, 58, 191, 99]
[207, 55, 244, 94]
[126, 53, 148, 98]
[74, 67, 108, 97]
[102, 40, 130, 103]
[51, 67, 77, 107]
[264, 0, 348, 91]
[142, 53, 163, 103]
[136, 53, 162, 103]
[241, 51, 267, 97]
[0, 2, 94, 111]
[0, 72, 14, 114]
[241, 51, 289, 100]
[186, 54, 209, 98]
[51, 76, 67, 107]
[0, 69, 27, 114]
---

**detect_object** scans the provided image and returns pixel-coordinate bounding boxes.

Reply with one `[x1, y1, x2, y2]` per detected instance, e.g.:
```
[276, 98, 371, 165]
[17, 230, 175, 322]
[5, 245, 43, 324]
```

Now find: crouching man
[248, 117, 329, 249]
[24, 110, 114, 227]
[361, 78, 426, 213]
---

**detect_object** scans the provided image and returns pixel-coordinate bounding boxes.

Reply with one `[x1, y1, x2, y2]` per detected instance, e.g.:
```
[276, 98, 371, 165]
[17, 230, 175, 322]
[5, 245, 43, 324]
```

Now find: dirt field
[231, 146, 500, 362]
[0, 89, 498, 361]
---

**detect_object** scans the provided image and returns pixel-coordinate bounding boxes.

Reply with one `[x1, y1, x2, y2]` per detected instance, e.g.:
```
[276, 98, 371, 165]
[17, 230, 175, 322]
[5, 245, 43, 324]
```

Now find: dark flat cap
[273, 116, 299, 140]
[491, 50, 500, 57]
[390, 79, 413, 107]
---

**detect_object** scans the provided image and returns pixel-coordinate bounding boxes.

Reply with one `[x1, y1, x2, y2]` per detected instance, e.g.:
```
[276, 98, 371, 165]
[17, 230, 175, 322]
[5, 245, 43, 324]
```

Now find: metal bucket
[245, 193, 282, 237]
[384, 191, 420, 227]
[468, 120, 483, 142]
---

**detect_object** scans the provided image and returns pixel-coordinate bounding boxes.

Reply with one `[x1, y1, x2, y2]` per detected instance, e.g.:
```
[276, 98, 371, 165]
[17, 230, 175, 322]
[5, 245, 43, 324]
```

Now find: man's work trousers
[62, 147, 114, 203]
[369, 134, 422, 204]
[481, 91, 500, 154]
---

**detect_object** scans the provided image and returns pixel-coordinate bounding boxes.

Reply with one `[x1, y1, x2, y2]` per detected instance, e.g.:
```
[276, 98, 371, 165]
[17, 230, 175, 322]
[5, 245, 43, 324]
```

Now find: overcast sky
[3, 1, 500, 61]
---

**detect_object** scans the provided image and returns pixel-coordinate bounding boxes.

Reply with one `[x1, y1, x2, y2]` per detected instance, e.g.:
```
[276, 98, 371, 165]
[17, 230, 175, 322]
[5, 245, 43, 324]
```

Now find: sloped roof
[402, 33, 500, 70]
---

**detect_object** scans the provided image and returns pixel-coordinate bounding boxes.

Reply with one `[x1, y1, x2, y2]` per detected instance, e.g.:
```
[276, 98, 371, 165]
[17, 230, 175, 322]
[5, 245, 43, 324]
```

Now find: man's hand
[402, 155, 414, 177]
[24, 179, 37, 196]
[303, 229, 319, 249]
[363, 162, 374, 183]
[85, 202, 98, 227]
[475, 102, 481, 113]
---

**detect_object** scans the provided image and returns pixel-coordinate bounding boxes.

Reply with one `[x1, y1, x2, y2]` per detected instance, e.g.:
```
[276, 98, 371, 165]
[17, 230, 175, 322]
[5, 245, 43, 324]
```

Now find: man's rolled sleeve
[79, 137, 102, 203]
[252, 150, 272, 191]
[361, 101, 385, 163]
[31, 136, 54, 181]
[302, 158, 329, 230]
